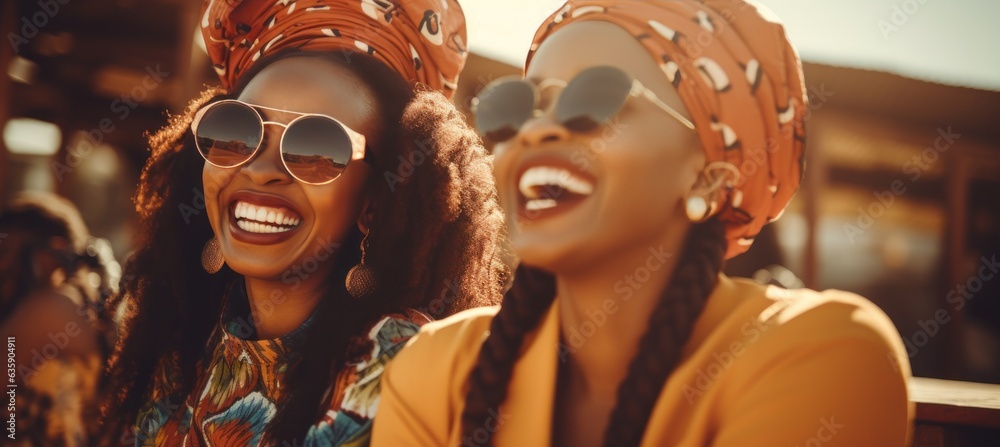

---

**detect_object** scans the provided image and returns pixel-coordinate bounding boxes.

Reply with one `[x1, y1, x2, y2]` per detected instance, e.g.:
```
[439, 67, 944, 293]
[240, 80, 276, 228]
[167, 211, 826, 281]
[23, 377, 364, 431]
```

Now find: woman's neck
[243, 272, 329, 339]
[554, 228, 687, 400]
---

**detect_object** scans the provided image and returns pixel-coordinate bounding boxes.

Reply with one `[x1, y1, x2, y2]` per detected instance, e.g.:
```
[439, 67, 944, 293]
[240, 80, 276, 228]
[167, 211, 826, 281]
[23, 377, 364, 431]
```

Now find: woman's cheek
[491, 145, 516, 213]
[202, 166, 236, 231]
[203, 165, 237, 195]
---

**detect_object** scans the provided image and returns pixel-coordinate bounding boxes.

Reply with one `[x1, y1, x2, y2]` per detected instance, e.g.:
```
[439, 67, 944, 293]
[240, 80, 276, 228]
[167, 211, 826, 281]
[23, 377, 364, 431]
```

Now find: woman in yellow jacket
[373, 1, 914, 446]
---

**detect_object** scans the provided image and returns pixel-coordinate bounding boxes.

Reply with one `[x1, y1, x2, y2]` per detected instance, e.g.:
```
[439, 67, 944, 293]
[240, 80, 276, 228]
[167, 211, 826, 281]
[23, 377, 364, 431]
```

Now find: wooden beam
[825, 166, 946, 203]
[945, 150, 968, 378]
[0, 1, 15, 204]
[803, 126, 826, 289]
[172, 0, 202, 112]
[910, 377, 1000, 429]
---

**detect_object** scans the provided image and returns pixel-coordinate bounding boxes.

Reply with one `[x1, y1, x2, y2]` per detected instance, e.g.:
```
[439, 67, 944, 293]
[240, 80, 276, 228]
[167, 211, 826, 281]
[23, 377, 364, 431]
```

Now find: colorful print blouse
[134, 282, 429, 446]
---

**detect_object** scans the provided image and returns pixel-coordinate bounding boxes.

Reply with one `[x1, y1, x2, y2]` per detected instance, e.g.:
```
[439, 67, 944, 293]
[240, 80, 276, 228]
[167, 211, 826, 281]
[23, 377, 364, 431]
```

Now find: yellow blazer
[373, 275, 913, 446]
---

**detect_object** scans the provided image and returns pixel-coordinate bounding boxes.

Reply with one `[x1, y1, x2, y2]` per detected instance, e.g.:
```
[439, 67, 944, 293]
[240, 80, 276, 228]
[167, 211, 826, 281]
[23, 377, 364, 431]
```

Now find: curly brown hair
[461, 219, 726, 446]
[100, 51, 509, 445]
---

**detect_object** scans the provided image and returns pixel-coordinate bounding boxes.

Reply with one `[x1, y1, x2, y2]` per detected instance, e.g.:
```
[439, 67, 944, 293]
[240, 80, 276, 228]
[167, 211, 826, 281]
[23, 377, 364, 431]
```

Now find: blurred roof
[463, 0, 1000, 91]
[802, 63, 1000, 142]
[6, 0, 998, 173]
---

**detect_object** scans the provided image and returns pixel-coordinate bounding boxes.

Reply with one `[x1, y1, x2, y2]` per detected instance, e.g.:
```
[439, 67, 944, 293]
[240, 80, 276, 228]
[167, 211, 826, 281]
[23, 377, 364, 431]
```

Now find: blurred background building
[2, 0, 998, 385]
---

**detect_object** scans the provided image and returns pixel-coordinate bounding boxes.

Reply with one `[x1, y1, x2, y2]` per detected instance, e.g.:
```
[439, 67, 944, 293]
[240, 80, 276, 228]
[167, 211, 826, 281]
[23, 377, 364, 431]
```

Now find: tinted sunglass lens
[282, 116, 352, 184]
[195, 102, 262, 167]
[557, 66, 633, 133]
[474, 80, 536, 142]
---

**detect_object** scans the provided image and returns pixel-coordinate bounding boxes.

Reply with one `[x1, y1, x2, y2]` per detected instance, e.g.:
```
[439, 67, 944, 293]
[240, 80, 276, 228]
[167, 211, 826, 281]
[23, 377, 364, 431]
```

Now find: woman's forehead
[525, 20, 687, 124]
[526, 21, 662, 88]
[236, 56, 381, 144]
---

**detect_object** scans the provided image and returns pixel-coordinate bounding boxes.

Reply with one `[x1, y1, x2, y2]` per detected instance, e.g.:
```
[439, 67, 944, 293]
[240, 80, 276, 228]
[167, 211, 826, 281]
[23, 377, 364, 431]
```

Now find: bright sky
[462, 0, 1000, 91]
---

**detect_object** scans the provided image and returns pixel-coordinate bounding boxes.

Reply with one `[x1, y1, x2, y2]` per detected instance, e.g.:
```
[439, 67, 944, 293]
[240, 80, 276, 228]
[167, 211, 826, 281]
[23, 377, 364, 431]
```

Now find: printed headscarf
[528, 0, 807, 259]
[201, 0, 469, 98]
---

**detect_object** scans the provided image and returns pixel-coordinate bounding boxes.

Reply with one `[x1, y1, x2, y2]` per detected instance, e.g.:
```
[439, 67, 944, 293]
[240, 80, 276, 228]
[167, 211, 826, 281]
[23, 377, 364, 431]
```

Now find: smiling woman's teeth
[519, 166, 595, 211]
[526, 199, 558, 211]
[236, 220, 292, 233]
[233, 201, 301, 234]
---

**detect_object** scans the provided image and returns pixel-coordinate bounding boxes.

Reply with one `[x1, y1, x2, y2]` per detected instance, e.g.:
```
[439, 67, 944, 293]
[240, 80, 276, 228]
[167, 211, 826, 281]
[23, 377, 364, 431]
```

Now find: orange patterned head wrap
[201, 0, 469, 98]
[528, 0, 807, 259]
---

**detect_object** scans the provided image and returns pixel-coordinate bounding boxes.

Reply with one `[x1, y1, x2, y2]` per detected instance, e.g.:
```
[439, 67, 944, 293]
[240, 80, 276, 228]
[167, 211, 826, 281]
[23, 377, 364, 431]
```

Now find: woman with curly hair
[100, 0, 507, 445]
[374, 1, 913, 446]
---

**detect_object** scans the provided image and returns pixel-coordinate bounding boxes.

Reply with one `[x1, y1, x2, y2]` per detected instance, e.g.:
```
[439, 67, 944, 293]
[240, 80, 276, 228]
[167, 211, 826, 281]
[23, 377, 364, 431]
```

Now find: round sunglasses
[472, 65, 695, 143]
[191, 99, 372, 185]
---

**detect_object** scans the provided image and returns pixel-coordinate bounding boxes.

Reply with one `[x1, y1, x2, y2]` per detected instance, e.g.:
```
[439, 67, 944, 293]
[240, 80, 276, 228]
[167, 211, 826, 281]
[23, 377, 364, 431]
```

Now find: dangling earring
[685, 194, 716, 223]
[201, 236, 225, 274]
[685, 162, 741, 223]
[346, 231, 376, 299]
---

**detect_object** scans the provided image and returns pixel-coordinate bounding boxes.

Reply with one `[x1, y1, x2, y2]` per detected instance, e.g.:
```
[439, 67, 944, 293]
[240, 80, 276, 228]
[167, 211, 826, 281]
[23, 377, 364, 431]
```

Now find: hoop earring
[201, 236, 225, 274]
[686, 162, 740, 223]
[346, 231, 376, 299]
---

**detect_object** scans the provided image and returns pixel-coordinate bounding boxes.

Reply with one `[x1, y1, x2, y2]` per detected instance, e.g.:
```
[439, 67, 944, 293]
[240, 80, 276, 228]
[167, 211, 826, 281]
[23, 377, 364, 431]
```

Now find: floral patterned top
[9, 353, 102, 447]
[134, 281, 429, 446]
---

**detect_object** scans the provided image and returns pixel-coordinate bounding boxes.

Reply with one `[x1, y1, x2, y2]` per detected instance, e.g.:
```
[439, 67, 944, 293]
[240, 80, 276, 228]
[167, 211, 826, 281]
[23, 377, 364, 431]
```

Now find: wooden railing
[909, 377, 1000, 447]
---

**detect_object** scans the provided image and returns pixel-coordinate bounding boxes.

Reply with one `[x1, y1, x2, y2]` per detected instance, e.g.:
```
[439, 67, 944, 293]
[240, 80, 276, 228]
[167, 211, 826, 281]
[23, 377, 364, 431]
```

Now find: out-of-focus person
[0, 192, 119, 447]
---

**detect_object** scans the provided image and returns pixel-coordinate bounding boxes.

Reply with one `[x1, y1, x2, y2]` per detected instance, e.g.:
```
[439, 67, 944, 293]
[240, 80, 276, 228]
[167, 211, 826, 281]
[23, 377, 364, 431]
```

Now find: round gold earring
[201, 237, 225, 274]
[685, 162, 740, 223]
[686, 195, 716, 223]
[345, 231, 376, 299]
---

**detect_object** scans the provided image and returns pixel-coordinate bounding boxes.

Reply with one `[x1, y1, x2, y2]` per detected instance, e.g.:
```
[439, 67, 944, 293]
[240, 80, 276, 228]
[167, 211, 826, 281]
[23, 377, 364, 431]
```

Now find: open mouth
[226, 191, 305, 245]
[517, 164, 596, 219]
[232, 201, 302, 233]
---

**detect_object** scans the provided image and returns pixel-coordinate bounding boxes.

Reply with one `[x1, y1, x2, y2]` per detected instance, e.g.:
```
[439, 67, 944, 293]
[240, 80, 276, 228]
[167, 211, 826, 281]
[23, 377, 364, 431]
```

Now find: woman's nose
[240, 125, 293, 186]
[514, 110, 571, 149]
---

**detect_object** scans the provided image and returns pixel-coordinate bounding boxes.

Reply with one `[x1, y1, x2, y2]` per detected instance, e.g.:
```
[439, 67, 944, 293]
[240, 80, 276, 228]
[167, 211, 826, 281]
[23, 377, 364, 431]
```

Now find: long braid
[461, 219, 726, 446]
[602, 219, 726, 446]
[461, 264, 556, 444]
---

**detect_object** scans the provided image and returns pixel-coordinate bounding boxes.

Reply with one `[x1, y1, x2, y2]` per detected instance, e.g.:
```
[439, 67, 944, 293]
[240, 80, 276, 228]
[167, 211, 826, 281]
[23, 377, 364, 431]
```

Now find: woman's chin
[220, 234, 342, 284]
[220, 242, 302, 281]
[222, 258, 290, 281]
[513, 238, 596, 275]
